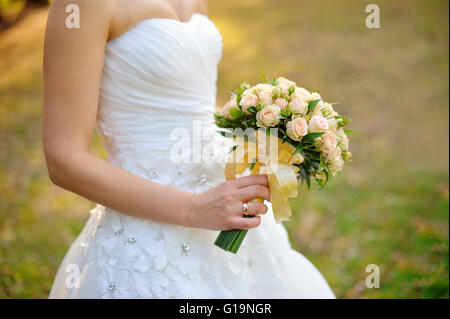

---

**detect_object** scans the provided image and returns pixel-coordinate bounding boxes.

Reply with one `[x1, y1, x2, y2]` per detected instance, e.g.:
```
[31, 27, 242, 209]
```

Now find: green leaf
[344, 129, 358, 135]
[299, 165, 311, 190]
[247, 106, 257, 114]
[241, 82, 251, 90]
[228, 145, 239, 154]
[302, 132, 325, 142]
[256, 102, 263, 111]
[288, 85, 295, 96]
[245, 117, 257, 128]
[319, 158, 328, 171]
[236, 94, 242, 107]
[214, 112, 224, 119]
[271, 78, 279, 86]
[259, 72, 267, 83]
[335, 115, 351, 128]
[216, 130, 231, 137]
[276, 113, 288, 120]
[293, 143, 304, 155]
[248, 158, 257, 171]
[307, 99, 321, 115]
[229, 108, 243, 119]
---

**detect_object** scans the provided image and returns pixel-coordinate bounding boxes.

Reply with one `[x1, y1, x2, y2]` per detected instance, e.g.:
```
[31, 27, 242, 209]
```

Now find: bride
[43, 0, 335, 298]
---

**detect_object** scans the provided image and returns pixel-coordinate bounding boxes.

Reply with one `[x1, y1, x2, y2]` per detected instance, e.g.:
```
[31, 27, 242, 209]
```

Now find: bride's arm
[43, 0, 269, 231]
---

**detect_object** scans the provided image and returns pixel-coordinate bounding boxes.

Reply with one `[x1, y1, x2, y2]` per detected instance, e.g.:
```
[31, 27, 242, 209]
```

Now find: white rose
[329, 157, 344, 176]
[291, 87, 312, 103]
[327, 147, 342, 161]
[221, 96, 238, 119]
[254, 83, 274, 92]
[321, 102, 337, 118]
[328, 118, 338, 132]
[319, 131, 337, 153]
[325, 147, 345, 176]
[337, 128, 349, 151]
[289, 98, 308, 115]
[256, 104, 281, 127]
[277, 77, 296, 94]
[292, 152, 304, 164]
[310, 92, 322, 101]
[308, 92, 323, 112]
[308, 115, 329, 132]
[254, 84, 275, 106]
[274, 97, 289, 109]
[286, 117, 308, 141]
[239, 92, 258, 114]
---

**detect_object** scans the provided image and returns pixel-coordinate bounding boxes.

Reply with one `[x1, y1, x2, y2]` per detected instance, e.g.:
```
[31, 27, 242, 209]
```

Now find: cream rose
[321, 102, 337, 118]
[239, 92, 258, 114]
[328, 118, 338, 132]
[254, 84, 275, 106]
[277, 77, 296, 94]
[308, 92, 323, 112]
[256, 104, 281, 127]
[325, 147, 342, 164]
[319, 131, 338, 153]
[292, 152, 304, 164]
[274, 97, 289, 109]
[310, 92, 322, 101]
[221, 96, 238, 119]
[254, 83, 274, 92]
[291, 87, 311, 102]
[329, 157, 344, 176]
[289, 98, 308, 115]
[286, 117, 308, 141]
[337, 128, 349, 151]
[308, 115, 329, 132]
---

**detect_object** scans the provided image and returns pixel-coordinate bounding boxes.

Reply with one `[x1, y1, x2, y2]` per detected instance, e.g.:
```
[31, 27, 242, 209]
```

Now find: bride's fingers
[234, 174, 269, 189]
[228, 215, 261, 230]
[246, 201, 268, 215]
[237, 185, 271, 202]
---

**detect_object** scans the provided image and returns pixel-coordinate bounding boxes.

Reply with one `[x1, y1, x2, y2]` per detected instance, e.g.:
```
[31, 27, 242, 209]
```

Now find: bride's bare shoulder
[46, 0, 114, 38]
[47, 0, 209, 41]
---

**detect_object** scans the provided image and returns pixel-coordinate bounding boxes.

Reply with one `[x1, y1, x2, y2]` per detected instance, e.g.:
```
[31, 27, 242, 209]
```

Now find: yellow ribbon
[224, 133, 304, 223]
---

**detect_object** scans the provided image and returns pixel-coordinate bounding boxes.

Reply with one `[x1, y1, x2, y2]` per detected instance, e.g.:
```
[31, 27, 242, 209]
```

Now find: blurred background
[0, 0, 448, 298]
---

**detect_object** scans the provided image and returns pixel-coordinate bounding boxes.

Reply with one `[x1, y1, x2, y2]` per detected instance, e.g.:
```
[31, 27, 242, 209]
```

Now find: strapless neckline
[142, 12, 206, 25]
[108, 13, 211, 43]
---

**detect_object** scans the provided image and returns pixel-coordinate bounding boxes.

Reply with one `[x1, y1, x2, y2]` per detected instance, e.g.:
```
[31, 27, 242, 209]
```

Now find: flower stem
[214, 215, 254, 254]
[214, 229, 248, 253]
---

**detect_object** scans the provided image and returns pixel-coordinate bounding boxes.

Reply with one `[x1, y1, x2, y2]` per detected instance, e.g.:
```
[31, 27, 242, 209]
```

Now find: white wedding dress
[49, 14, 335, 299]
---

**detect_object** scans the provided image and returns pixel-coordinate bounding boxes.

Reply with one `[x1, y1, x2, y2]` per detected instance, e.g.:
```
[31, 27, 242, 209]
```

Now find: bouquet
[213, 75, 353, 253]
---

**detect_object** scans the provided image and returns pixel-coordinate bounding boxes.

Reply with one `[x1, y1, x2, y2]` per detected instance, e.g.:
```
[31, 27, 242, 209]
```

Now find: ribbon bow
[224, 133, 304, 223]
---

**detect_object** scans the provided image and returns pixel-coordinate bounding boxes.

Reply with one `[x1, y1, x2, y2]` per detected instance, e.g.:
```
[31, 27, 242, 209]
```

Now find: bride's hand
[186, 175, 270, 231]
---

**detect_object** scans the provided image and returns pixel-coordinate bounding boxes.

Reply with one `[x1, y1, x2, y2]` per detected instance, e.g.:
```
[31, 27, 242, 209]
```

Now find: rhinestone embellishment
[198, 174, 207, 184]
[147, 169, 158, 179]
[114, 228, 124, 236]
[181, 243, 191, 256]
[108, 282, 117, 291]
[125, 237, 137, 245]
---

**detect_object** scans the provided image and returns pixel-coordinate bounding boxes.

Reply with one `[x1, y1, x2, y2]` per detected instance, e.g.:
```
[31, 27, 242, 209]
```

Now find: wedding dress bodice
[97, 14, 225, 184]
[49, 14, 335, 299]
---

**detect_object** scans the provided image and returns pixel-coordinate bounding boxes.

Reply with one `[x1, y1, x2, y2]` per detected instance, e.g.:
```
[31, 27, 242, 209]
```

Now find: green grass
[0, 0, 448, 298]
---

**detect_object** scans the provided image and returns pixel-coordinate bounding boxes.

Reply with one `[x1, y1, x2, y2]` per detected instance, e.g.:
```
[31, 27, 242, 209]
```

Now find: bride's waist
[108, 151, 227, 193]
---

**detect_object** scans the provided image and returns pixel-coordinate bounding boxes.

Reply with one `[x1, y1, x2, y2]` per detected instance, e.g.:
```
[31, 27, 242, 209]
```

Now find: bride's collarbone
[108, 0, 205, 40]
